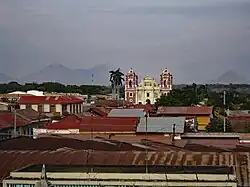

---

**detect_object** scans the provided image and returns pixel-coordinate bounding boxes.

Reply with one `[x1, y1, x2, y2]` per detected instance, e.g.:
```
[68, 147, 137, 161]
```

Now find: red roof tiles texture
[43, 116, 139, 132]
[157, 106, 213, 115]
[0, 109, 50, 130]
[44, 115, 81, 130]
[0, 113, 26, 129]
[18, 95, 84, 104]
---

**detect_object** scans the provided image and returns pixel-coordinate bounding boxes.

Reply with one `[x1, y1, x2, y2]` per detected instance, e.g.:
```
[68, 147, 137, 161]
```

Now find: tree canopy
[0, 82, 111, 95]
[155, 84, 250, 111]
[109, 68, 124, 87]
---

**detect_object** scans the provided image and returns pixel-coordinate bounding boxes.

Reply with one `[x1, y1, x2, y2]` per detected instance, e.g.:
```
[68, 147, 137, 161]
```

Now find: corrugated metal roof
[157, 106, 213, 115]
[108, 108, 146, 117]
[0, 136, 146, 151]
[136, 117, 185, 133]
[0, 150, 240, 184]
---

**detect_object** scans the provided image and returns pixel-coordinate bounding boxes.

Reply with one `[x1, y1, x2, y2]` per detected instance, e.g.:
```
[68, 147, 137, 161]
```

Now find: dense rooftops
[18, 95, 84, 104]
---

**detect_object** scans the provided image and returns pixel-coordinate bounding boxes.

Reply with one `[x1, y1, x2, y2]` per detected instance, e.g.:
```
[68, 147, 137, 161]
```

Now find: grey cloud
[0, 0, 250, 84]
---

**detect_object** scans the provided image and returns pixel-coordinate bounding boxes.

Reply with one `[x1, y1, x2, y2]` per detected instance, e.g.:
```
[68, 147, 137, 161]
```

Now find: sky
[0, 0, 250, 84]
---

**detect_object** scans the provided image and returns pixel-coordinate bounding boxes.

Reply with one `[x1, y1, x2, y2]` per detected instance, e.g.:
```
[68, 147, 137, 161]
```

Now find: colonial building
[18, 95, 85, 116]
[125, 68, 173, 104]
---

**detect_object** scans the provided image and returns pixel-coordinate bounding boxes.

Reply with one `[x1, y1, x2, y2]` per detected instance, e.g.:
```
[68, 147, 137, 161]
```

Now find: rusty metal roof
[0, 136, 146, 151]
[0, 150, 236, 181]
[157, 106, 213, 115]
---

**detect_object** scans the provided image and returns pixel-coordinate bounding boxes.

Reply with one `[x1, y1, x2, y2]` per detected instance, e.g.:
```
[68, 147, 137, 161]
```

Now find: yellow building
[125, 68, 173, 105]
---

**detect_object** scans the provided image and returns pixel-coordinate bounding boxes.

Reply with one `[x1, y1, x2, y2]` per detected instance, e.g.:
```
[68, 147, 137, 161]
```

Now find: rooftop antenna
[172, 123, 176, 143]
[92, 74, 94, 85]
[12, 106, 17, 138]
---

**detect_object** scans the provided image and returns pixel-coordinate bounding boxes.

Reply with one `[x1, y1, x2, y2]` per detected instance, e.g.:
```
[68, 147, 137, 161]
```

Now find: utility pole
[172, 123, 176, 143]
[13, 107, 17, 138]
[223, 90, 226, 132]
[145, 112, 148, 174]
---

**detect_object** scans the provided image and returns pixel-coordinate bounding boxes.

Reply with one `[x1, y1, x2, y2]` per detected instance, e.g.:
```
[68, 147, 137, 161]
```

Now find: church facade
[125, 68, 173, 105]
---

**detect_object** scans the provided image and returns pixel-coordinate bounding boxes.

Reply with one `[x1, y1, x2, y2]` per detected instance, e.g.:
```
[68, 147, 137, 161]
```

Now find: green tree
[206, 118, 232, 132]
[109, 68, 124, 100]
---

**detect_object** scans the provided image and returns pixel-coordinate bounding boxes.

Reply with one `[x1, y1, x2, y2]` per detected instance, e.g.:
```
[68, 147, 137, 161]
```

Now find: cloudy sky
[0, 0, 250, 83]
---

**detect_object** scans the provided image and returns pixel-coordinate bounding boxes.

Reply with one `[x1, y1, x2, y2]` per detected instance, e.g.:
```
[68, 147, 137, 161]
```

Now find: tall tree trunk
[112, 83, 115, 99]
[117, 85, 120, 100]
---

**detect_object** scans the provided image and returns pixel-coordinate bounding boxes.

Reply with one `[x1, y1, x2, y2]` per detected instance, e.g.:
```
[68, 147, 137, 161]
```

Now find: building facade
[18, 96, 85, 116]
[125, 68, 173, 104]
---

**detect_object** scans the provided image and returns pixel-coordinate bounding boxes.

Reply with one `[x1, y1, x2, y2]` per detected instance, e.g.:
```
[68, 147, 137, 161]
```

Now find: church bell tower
[160, 68, 173, 95]
[125, 68, 138, 104]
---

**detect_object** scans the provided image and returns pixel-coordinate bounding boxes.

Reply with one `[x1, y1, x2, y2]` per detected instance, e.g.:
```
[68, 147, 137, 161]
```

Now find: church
[125, 68, 173, 105]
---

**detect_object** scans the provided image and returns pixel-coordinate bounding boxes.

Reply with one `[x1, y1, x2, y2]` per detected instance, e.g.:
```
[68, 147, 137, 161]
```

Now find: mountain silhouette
[19, 64, 111, 85]
[209, 70, 248, 84]
[0, 73, 12, 83]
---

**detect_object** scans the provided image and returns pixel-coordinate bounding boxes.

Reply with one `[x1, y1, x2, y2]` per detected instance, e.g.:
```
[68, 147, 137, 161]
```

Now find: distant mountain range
[0, 67, 249, 85]
[0, 64, 112, 85]
[0, 73, 13, 83]
[208, 70, 249, 84]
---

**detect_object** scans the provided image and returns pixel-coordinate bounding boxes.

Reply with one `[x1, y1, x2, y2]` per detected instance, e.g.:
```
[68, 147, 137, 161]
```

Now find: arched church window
[164, 80, 167, 86]
[129, 80, 132, 88]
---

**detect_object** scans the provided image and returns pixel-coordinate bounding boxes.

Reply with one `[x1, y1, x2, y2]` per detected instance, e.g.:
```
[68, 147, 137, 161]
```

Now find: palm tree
[109, 68, 124, 100]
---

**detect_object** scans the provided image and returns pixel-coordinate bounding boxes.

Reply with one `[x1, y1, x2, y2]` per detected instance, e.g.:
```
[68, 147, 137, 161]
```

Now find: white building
[18, 95, 85, 116]
[125, 68, 173, 105]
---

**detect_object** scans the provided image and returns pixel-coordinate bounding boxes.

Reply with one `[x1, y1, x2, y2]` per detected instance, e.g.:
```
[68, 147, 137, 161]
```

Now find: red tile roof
[0, 113, 26, 129]
[44, 115, 81, 129]
[43, 116, 139, 132]
[157, 106, 213, 115]
[0, 109, 50, 130]
[80, 117, 138, 132]
[18, 95, 84, 104]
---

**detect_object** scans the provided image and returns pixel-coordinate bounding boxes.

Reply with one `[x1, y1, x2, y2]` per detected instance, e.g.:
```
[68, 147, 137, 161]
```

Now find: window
[38, 104, 43, 113]
[129, 80, 132, 88]
[50, 104, 56, 113]
[129, 92, 133, 97]
[146, 93, 150, 97]
[26, 104, 32, 109]
[62, 104, 67, 112]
